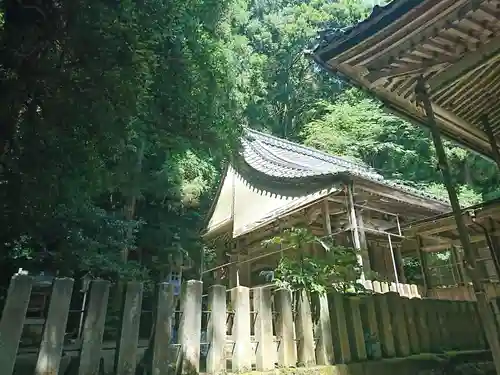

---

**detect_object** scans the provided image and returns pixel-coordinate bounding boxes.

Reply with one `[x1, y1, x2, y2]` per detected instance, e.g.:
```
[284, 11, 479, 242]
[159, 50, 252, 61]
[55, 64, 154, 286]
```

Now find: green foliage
[263, 228, 368, 294]
[0, 0, 242, 283]
[301, 89, 497, 206]
[0, 0, 498, 291]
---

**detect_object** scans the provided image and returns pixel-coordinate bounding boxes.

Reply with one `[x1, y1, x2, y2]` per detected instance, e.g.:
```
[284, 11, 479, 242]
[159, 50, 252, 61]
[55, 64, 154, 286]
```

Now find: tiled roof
[314, 0, 422, 60]
[238, 128, 449, 205]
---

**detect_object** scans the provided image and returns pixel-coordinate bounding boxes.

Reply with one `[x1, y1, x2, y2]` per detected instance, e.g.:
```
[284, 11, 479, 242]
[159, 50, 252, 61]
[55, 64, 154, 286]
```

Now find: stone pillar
[295, 290, 316, 367]
[373, 293, 395, 358]
[207, 285, 226, 374]
[178, 280, 203, 374]
[36, 278, 74, 375]
[437, 300, 451, 350]
[329, 293, 351, 363]
[344, 296, 367, 361]
[0, 275, 32, 375]
[402, 297, 420, 354]
[231, 286, 252, 372]
[152, 283, 175, 375]
[413, 298, 430, 352]
[470, 301, 487, 349]
[315, 294, 335, 365]
[114, 282, 143, 375]
[360, 296, 381, 360]
[254, 286, 274, 370]
[275, 289, 297, 367]
[387, 293, 410, 357]
[78, 280, 111, 375]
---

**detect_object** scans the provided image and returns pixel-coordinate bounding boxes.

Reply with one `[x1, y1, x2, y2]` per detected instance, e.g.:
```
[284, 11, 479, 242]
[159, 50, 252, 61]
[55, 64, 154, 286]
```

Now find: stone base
[235, 350, 494, 375]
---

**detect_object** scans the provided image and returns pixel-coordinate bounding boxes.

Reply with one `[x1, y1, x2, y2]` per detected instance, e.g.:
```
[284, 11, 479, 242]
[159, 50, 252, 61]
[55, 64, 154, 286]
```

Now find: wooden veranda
[401, 198, 500, 300]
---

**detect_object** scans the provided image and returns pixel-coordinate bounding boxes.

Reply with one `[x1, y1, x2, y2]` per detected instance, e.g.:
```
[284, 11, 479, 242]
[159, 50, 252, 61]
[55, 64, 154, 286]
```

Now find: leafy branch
[262, 228, 381, 320]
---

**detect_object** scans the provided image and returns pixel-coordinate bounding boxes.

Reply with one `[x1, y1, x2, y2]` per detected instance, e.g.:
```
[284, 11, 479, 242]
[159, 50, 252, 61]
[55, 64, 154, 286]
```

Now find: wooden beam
[407, 213, 476, 235]
[418, 223, 461, 236]
[368, 59, 455, 87]
[355, 0, 472, 67]
[352, 179, 450, 213]
[365, 64, 426, 84]
[405, 203, 500, 237]
[427, 34, 500, 92]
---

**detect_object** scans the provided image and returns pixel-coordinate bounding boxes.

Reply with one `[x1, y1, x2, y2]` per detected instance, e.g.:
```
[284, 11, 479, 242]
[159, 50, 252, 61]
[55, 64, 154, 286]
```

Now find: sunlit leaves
[263, 228, 367, 295]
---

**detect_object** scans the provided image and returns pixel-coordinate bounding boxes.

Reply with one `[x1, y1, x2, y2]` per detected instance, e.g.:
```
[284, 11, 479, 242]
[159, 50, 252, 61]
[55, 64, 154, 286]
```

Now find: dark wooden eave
[312, 0, 500, 159]
[401, 198, 500, 252]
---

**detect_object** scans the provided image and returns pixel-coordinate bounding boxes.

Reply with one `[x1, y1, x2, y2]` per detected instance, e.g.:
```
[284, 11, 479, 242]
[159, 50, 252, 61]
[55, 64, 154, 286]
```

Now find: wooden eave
[313, 0, 500, 158]
[401, 198, 500, 252]
[350, 176, 450, 214]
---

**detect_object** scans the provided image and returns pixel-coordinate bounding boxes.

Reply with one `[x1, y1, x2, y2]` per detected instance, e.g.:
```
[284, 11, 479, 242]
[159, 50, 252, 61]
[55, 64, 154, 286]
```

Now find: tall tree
[0, 0, 242, 282]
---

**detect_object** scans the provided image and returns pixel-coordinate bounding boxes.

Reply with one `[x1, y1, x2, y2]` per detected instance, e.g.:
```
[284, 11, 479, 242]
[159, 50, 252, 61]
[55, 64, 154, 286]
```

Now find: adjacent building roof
[204, 128, 450, 239]
[239, 128, 446, 202]
[310, 0, 500, 159]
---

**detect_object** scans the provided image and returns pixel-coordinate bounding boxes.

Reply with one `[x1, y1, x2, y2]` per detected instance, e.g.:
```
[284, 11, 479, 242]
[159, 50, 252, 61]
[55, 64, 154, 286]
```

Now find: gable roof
[204, 128, 450, 239]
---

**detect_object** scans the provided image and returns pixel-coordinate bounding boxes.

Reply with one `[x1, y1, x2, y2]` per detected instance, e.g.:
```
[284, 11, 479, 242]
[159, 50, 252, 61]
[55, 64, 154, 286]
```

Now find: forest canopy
[0, 0, 498, 285]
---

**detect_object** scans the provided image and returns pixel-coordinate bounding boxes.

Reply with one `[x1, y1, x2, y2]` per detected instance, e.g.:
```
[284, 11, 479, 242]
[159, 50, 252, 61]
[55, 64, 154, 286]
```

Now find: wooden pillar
[238, 257, 251, 287]
[451, 245, 466, 284]
[416, 236, 431, 294]
[214, 245, 226, 283]
[356, 209, 373, 277]
[387, 234, 399, 284]
[489, 218, 500, 280]
[416, 78, 500, 373]
[322, 198, 332, 236]
[229, 254, 238, 288]
[393, 244, 406, 283]
[482, 115, 500, 171]
[347, 182, 367, 280]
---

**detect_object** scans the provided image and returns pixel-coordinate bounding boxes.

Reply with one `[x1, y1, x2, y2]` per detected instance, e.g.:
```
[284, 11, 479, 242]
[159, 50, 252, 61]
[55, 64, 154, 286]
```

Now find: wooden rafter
[428, 33, 500, 92]
[314, 0, 500, 159]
